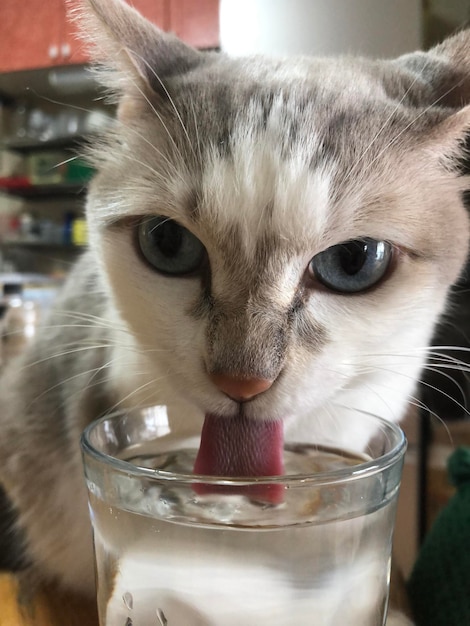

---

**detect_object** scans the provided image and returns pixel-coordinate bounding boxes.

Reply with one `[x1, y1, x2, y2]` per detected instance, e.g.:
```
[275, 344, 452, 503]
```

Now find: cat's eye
[308, 238, 392, 293]
[138, 216, 206, 275]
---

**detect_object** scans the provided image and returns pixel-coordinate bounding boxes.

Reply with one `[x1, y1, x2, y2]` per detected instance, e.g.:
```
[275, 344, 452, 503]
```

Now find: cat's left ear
[392, 30, 470, 165]
[69, 0, 205, 92]
[425, 105, 470, 179]
[393, 29, 470, 110]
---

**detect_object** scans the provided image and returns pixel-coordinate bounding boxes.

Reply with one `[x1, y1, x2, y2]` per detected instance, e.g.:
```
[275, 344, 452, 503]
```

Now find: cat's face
[79, 0, 470, 451]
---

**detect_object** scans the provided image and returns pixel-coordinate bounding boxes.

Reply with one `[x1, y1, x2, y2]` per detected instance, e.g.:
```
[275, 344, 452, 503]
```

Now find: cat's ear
[425, 105, 470, 176]
[392, 30, 470, 170]
[69, 0, 204, 92]
[393, 29, 470, 110]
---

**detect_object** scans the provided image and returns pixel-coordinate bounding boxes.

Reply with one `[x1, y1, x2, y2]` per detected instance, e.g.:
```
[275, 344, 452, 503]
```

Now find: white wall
[220, 0, 423, 58]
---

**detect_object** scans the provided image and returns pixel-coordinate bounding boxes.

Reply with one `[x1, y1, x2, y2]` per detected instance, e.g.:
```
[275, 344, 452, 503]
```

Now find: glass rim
[81, 409, 407, 488]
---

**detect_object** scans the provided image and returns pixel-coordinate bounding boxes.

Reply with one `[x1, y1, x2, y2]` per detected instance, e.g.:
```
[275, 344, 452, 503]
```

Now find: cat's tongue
[193, 414, 284, 504]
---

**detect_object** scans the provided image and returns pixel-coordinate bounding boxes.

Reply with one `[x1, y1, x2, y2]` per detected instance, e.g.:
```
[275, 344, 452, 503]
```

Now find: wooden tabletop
[0, 573, 99, 626]
[0, 567, 412, 625]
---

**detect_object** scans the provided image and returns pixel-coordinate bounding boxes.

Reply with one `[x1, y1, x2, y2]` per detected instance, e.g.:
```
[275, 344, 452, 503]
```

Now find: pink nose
[209, 373, 273, 402]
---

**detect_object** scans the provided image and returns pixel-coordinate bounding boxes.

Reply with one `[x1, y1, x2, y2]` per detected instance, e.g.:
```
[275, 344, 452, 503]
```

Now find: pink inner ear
[193, 414, 285, 504]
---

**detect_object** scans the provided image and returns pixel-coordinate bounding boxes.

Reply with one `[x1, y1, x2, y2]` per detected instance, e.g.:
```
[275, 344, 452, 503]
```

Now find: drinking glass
[81, 407, 406, 626]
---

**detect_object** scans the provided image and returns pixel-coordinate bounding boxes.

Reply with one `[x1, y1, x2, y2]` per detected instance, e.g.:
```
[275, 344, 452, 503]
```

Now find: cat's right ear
[68, 0, 205, 94]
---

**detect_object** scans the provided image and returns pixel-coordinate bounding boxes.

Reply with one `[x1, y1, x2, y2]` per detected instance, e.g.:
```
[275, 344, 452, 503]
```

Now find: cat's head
[73, 1, 470, 463]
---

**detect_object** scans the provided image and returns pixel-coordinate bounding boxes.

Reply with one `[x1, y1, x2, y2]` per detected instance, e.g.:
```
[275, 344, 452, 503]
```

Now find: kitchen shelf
[2, 134, 87, 153]
[0, 271, 65, 285]
[1, 238, 81, 250]
[0, 177, 87, 198]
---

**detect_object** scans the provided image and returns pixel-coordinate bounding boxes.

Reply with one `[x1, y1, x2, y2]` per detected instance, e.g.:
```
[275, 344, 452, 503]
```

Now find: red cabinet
[0, 0, 219, 73]
[170, 0, 219, 49]
[0, 0, 64, 72]
[132, 0, 170, 29]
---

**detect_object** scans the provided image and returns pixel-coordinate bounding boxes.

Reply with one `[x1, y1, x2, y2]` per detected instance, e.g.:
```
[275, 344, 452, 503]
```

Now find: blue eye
[309, 238, 392, 293]
[138, 216, 206, 275]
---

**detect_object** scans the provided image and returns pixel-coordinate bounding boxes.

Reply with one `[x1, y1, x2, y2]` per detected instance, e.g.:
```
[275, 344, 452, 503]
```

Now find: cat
[0, 0, 469, 624]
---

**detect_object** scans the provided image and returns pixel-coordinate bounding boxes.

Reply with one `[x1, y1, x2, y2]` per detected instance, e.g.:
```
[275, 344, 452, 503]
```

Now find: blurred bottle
[71, 217, 88, 246]
[1, 283, 38, 364]
[0, 298, 7, 369]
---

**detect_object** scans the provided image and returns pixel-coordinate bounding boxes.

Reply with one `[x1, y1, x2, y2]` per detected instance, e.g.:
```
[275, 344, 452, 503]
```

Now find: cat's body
[0, 1, 469, 624]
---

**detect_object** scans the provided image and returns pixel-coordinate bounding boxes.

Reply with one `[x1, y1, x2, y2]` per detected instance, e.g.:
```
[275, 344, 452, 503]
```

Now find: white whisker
[341, 70, 424, 189]
[26, 362, 113, 412]
[359, 75, 467, 174]
[103, 378, 161, 414]
[129, 50, 197, 161]
[369, 364, 470, 419]
[20, 344, 117, 371]
[125, 73, 186, 166]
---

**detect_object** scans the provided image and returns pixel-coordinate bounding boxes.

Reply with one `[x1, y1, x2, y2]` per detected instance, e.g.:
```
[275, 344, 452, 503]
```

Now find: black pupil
[339, 241, 368, 275]
[154, 221, 182, 258]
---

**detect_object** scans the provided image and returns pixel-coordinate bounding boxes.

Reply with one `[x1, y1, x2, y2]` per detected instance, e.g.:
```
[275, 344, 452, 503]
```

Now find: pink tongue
[193, 414, 284, 503]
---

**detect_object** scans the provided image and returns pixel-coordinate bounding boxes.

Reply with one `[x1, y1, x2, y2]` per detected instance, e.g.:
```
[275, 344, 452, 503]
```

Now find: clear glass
[81, 407, 406, 626]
